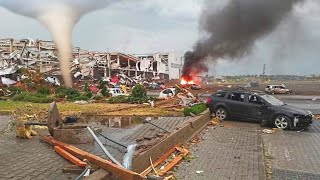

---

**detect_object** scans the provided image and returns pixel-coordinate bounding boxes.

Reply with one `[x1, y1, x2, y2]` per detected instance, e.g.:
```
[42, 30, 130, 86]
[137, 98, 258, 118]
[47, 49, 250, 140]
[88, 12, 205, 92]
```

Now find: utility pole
[262, 64, 266, 82]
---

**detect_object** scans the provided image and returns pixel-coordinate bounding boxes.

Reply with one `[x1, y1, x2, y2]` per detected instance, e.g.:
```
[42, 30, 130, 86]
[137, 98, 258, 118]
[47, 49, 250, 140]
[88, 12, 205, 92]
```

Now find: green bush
[99, 80, 107, 89]
[84, 83, 90, 93]
[109, 95, 129, 103]
[109, 95, 150, 104]
[93, 95, 103, 100]
[183, 103, 207, 116]
[6, 86, 23, 96]
[131, 84, 147, 98]
[101, 86, 110, 97]
[37, 86, 50, 95]
[71, 94, 90, 101]
[12, 92, 54, 103]
[127, 96, 149, 104]
[55, 86, 80, 99]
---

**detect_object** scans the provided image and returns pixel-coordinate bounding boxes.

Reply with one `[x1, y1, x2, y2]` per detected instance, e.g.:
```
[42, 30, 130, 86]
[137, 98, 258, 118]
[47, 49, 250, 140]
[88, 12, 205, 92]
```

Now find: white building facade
[134, 52, 183, 80]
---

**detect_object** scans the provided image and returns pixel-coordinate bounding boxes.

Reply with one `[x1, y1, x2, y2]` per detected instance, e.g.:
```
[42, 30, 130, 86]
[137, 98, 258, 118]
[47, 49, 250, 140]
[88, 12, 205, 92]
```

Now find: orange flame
[181, 77, 187, 85]
[180, 76, 195, 85]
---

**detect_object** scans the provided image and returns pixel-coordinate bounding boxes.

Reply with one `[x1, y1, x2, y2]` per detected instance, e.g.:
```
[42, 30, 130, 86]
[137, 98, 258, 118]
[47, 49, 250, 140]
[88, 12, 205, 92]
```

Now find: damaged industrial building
[0, 38, 184, 86]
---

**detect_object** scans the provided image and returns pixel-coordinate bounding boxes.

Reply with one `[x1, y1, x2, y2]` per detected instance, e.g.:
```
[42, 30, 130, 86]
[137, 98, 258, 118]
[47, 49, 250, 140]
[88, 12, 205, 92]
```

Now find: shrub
[101, 86, 110, 97]
[86, 92, 93, 98]
[6, 87, 22, 96]
[55, 86, 80, 99]
[109, 95, 129, 103]
[37, 86, 50, 95]
[93, 95, 103, 100]
[12, 92, 54, 103]
[127, 96, 149, 104]
[131, 84, 147, 98]
[71, 94, 90, 101]
[183, 103, 207, 116]
[109, 95, 151, 104]
[98, 80, 107, 89]
[84, 83, 90, 93]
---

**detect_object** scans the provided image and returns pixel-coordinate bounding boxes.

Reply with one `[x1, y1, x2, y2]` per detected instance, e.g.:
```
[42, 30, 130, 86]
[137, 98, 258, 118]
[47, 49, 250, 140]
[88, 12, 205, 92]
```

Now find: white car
[159, 88, 175, 99]
[108, 88, 128, 97]
[265, 85, 292, 94]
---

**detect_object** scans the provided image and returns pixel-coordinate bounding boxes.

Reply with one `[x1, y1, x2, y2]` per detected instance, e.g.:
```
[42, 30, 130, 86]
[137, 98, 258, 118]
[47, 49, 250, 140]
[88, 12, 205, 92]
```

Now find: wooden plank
[158, 147, 189, 176]
[54, 146, 86, 167]
[140, 145, 179, 176]
[42, 136, 145, 180]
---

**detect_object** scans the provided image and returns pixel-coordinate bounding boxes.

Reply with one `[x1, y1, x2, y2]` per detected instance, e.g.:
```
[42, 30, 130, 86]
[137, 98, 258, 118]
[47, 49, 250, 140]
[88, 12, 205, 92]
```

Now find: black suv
[206, 90, 313, 130]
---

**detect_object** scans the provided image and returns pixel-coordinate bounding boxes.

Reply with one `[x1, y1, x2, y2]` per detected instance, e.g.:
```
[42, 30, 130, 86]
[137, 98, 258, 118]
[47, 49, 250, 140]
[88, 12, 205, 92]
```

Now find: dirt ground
[0, 101, 183, 123]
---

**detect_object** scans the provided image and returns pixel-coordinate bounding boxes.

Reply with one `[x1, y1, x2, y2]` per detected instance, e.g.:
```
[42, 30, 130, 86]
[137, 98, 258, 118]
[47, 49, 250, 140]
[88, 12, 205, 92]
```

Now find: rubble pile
[0, 38, 170, 89]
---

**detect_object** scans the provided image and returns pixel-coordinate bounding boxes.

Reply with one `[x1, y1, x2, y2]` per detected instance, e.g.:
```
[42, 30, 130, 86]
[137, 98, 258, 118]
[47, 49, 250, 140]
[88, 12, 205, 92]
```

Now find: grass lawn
[0, 100, 182, 117]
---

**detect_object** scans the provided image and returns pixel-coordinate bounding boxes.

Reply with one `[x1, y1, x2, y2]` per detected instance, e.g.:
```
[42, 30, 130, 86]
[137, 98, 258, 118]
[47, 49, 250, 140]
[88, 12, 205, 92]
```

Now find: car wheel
[274, 115, 290, 130]
[216, 108, 227, 120]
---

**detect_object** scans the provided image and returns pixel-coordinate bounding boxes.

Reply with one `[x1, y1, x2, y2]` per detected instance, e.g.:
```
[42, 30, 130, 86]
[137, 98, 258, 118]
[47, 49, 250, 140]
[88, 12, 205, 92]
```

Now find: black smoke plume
[182, 0, 303, 80]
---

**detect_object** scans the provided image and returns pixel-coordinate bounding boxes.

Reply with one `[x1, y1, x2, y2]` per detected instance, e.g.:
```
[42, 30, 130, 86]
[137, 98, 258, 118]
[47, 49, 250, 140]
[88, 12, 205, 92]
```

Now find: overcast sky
[0, 0, 320, 75]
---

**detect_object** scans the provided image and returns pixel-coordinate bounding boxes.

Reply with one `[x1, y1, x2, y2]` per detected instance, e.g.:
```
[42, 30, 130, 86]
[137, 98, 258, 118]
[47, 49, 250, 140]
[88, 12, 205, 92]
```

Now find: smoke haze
[182, 0, 303, 79]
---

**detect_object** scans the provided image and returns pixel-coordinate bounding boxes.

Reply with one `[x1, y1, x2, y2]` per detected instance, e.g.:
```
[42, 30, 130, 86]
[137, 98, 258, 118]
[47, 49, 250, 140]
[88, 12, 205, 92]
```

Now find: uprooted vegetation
[183, 103, 207, 116]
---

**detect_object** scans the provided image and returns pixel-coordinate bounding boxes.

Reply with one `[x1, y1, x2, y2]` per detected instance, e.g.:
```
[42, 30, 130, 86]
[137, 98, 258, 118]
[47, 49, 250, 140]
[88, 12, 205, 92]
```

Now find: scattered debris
[141, 145, 189, 177]
[262, 129, 274, 134]
[15, 120, 38, 139]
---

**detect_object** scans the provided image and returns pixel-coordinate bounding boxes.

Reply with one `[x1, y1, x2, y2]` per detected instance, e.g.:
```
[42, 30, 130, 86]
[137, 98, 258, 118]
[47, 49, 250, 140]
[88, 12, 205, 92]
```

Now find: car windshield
[260, 94, 285, 106]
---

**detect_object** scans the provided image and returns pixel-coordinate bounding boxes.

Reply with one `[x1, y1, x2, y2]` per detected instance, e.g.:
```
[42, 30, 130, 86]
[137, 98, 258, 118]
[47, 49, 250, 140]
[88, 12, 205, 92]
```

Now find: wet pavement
[176, 119, 320, 180]
[0, 115, 12, 134]
[263, 120, 320, 179]
[0, 130, 76, 180]
[0, 115, 190, 179]
[175, 121, 266, 180]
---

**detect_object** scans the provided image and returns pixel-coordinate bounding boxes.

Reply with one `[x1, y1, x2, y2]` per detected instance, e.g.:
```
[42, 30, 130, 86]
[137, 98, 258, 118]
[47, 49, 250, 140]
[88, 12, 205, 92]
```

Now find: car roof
[217, 90, 266, 95]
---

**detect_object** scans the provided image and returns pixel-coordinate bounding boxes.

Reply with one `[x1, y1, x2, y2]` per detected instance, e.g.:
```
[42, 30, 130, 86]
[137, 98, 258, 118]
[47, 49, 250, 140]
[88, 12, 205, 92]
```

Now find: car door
[279, 86, 287, 94]
[225, 92, 251, 118]
[246, 94, 264, 121]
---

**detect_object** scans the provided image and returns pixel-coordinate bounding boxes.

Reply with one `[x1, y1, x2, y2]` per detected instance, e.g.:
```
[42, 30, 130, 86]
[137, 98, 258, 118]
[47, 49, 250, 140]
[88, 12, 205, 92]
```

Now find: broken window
[248, 95, 264, 105]
[216, 92, 227, 98]
[228, 93, 245, 102]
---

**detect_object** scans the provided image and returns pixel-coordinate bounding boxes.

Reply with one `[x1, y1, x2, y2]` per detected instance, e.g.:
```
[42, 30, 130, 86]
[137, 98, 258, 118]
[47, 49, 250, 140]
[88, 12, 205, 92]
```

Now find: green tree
[131, 84, 147, 98]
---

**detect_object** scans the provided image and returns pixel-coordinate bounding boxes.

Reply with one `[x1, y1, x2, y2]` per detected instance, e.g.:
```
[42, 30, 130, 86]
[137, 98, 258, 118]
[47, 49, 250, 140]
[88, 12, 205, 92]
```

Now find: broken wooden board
[140, 145, 189, 177]
[42, 136, 145, 180]
[54, 146, 86, 167]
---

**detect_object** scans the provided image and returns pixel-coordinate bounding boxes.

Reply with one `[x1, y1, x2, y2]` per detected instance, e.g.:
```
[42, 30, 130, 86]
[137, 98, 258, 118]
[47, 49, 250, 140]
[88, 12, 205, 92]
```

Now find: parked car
[108, 88, 128, 97]
[265, 84, 292, 94]
[181, 83, 202, 90]
[244, 80, 260, 88]
[159, 88, 175, 99]
[206, 90, 313, 130]
[149, 82, 161, 90]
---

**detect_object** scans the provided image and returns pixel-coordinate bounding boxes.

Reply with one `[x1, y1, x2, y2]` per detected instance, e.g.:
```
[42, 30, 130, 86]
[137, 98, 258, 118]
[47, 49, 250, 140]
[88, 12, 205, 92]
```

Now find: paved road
[175, 119, 320, 180]
[176, 121, 266, 180]
[263, 121, 320, 179]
